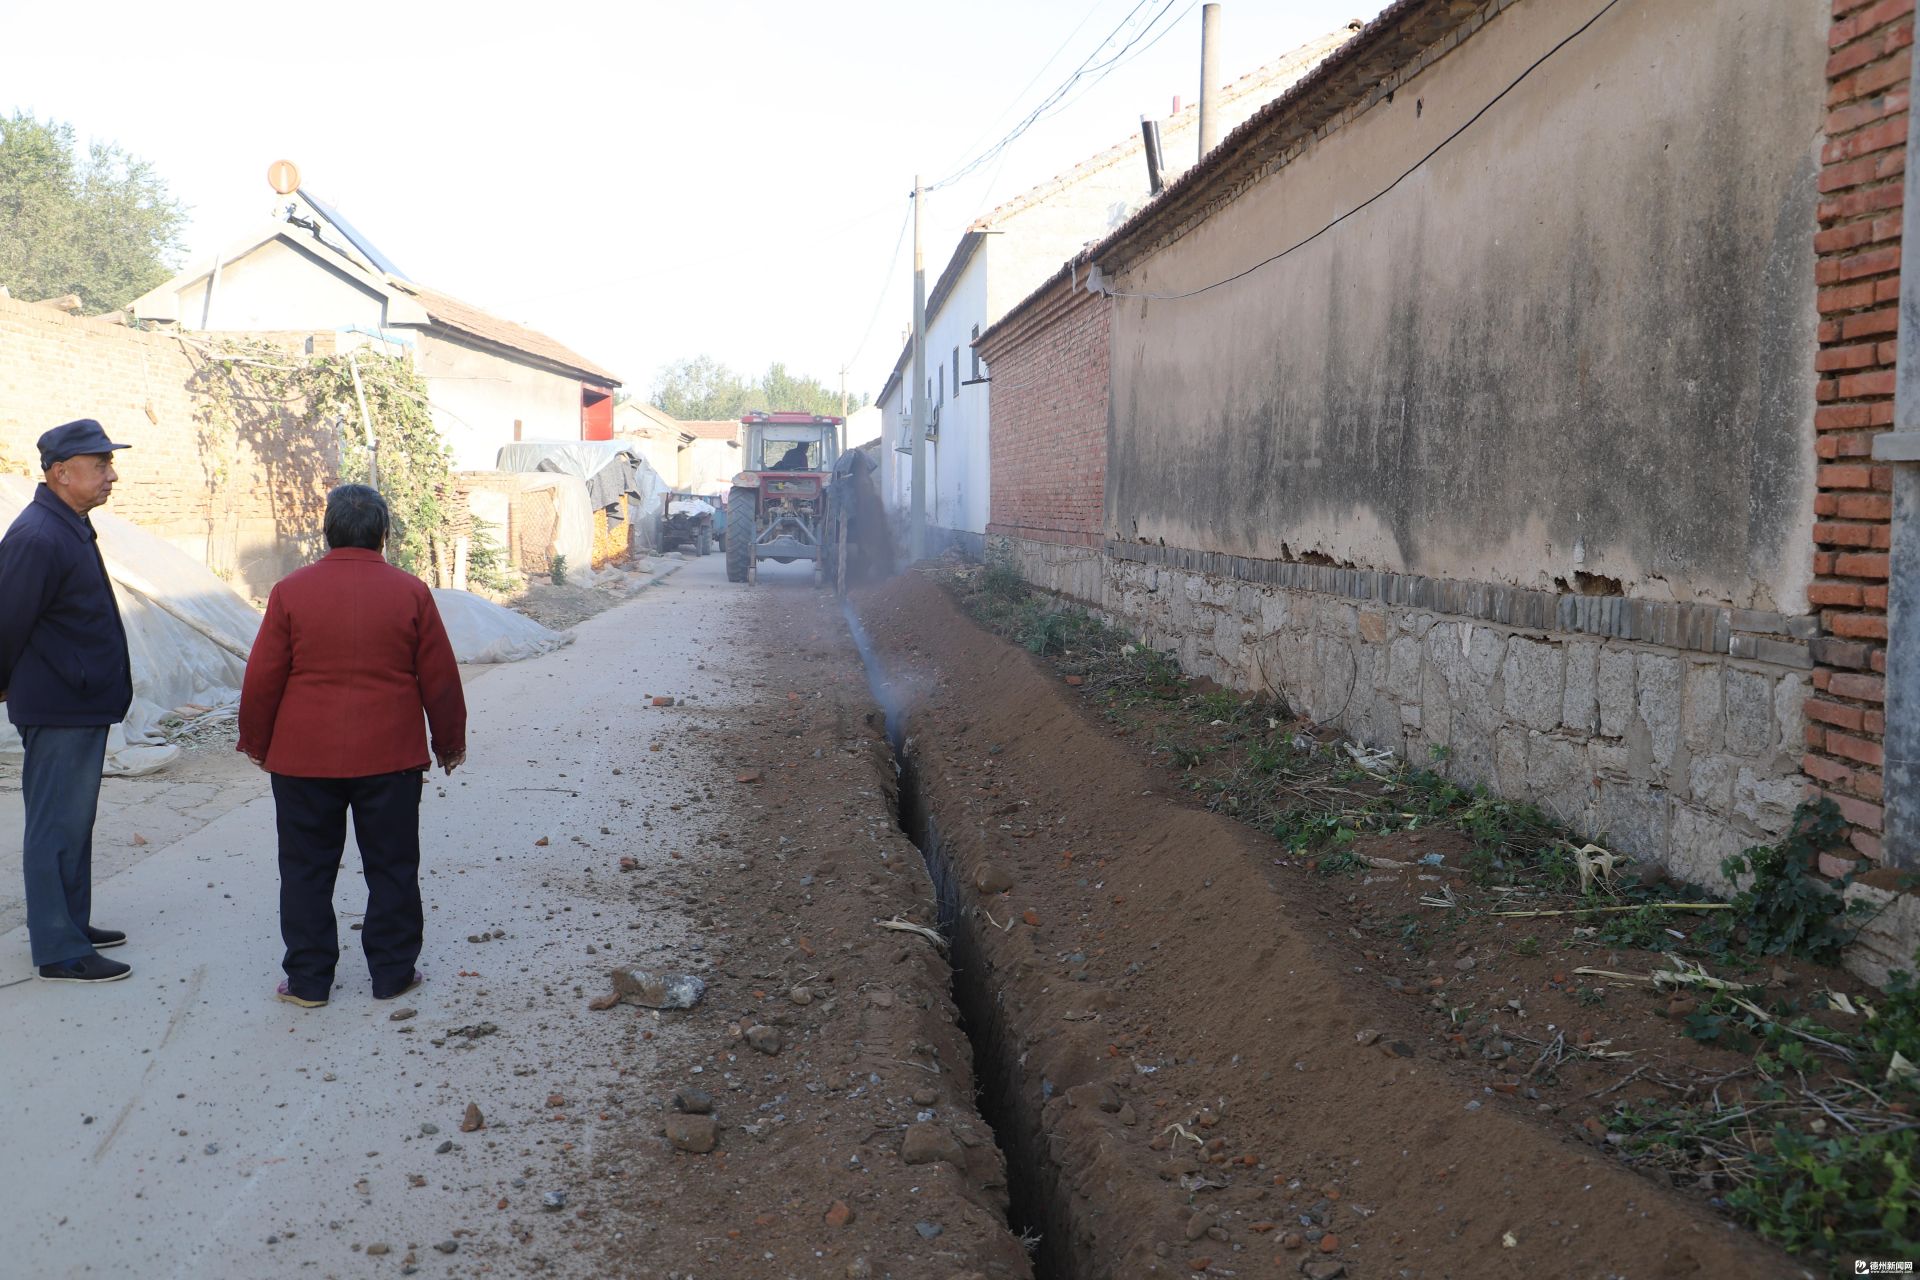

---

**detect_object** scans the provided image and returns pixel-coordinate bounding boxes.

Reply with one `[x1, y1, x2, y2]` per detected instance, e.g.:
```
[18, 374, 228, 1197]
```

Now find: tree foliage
[0, 112, 186, 314]
[195, 340, 454, 580]
[649, 355, 871, 421]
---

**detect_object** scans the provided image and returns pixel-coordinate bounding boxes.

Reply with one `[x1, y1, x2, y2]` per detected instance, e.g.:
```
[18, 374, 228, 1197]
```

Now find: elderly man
[0, 420, 136, 984]
[239, 484, 467, 1008]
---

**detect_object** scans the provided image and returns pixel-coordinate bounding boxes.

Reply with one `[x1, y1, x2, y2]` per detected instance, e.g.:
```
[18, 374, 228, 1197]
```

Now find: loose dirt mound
[586, 586, 1032, 1278]
[854, 571, 1793, 1278]
[838, 454, 896, 587]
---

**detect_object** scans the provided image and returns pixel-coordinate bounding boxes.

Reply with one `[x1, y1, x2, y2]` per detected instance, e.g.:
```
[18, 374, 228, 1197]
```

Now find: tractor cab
[726, 412, 845, 585]
[738, 412, 840, 478]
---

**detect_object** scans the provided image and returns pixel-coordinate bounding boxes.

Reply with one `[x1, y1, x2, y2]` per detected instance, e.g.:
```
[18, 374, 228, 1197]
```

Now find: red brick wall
[982, 283, 1111, 547]
[0, 299, 333, 596]
[1808, 0, 1913, 868]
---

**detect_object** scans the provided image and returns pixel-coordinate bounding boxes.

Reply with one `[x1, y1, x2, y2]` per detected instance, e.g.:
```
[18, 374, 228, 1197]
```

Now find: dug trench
[577, 574, 1035, 1280]
[845, 571, 1800, 1279]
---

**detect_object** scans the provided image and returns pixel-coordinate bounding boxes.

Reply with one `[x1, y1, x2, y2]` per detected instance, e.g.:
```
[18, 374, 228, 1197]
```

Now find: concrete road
[0, 551, 762, 1278]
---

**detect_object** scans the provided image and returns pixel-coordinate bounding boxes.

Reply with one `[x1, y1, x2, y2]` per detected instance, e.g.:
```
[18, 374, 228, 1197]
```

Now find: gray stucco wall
[1105, 0, 1826, 612]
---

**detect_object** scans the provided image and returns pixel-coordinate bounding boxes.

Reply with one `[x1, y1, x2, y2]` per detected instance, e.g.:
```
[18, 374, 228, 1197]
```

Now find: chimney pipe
[1198, 3, 1222, 160]
[1141, 116, 1165, 195]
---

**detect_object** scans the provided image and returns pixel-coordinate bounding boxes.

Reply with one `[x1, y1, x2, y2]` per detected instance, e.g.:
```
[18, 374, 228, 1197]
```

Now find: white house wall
[415, 331, 582, 471]
[878, 376, 910, 514]
[924, 250, 990, 537]
[174, 238, 389, 332]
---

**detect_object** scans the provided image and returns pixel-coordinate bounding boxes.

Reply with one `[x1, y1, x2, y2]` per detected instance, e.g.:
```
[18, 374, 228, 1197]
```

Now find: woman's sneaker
[37, 954, 132, 983]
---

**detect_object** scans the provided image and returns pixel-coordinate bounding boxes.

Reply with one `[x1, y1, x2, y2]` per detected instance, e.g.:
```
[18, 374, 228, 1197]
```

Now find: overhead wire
[1094, 0, 1627, 302]
[928, 0, 1173, 192]
[1050, 0, 1198, 118]
[941, 0, 1113, 173]
[842, 198, 914, 371]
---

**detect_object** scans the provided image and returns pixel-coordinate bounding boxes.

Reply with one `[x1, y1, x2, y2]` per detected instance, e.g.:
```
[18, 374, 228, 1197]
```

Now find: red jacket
[238, 549, 466, 778]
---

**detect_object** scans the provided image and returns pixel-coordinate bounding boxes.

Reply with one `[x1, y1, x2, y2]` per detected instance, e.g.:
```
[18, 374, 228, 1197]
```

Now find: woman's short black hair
[323, 484, 390, 551]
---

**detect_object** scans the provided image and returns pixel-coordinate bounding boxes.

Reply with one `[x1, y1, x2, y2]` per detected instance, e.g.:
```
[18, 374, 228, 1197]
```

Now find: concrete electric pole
[1198, 4, 1223, 161]
[909, 177, 929, 562]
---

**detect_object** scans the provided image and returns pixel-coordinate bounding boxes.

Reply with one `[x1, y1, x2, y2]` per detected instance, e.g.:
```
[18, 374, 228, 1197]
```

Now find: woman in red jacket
[238, 484, 467, 1008]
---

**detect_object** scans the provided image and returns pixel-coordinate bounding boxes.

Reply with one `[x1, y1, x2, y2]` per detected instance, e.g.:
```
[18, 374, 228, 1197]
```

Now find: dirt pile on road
[852, 570, 1793, 1278]
[583, 587, 1032, 1279]
[838, 453, 896, 587]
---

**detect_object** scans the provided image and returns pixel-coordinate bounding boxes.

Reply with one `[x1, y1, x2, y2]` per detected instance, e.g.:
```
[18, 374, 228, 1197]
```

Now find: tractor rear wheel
[726, 488, 754, 583]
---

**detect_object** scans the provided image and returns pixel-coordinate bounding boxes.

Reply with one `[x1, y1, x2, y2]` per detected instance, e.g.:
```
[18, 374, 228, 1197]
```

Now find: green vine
[191, 339, 453, 579]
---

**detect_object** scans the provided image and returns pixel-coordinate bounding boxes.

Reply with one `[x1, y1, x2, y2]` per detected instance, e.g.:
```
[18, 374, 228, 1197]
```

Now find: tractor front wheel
[726, 488, 755, 583]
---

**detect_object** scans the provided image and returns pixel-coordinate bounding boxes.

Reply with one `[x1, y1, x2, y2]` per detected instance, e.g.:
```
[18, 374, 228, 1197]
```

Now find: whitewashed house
[131, 192, 621, 471]
[876, 31, 1351, 552]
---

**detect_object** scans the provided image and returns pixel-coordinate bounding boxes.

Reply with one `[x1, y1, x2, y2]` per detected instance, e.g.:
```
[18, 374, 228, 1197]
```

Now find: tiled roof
[388, 279, 621, 386]
[679, 420, 740, 441]
[967, 29, 1352, 233]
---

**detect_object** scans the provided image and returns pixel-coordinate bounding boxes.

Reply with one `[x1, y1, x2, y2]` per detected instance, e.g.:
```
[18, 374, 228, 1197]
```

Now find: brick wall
[981, 278, 1110, 548]
[0, 298, 333, 598]
[1808, 0, 1913, 870]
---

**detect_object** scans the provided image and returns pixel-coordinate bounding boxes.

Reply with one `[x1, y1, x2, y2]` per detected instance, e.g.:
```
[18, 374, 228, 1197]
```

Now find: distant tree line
[0, 112, 185, 314]
[649, 355, 872, 421]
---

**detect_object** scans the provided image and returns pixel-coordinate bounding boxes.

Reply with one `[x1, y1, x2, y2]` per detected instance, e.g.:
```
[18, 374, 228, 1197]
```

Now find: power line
[843, 199, 913, 371]
[941, 0, 1113, 175]
[1098, 0, 1626, 302]
[928, 0, 1176, 192]
[1051, 0, 1198, 118]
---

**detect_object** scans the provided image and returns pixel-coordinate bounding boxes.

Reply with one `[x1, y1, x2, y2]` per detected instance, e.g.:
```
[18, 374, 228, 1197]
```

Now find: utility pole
[837, 363, 850, 457]
[909, 177, 928, 562]
[1198, 3, 1223, 161]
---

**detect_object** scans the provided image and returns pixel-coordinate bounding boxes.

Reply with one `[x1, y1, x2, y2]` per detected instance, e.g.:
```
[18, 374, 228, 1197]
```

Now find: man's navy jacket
[0, 484, 133, 728]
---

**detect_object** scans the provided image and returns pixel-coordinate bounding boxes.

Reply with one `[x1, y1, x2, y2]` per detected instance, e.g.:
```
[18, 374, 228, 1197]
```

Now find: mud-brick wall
[0, 298, 333, 598]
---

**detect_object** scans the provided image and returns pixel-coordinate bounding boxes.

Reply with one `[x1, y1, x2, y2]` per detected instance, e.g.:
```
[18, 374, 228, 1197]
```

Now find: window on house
[952, 347, 960, 393]
[938, 366, 945, 403]
[971, 326, 981, 380]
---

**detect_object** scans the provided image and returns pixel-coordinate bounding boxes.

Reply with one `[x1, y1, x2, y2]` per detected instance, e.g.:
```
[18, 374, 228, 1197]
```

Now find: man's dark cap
[37, 419, 132, 470]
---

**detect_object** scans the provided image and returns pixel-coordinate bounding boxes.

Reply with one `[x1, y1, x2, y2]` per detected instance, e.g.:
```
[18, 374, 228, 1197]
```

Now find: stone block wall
[996, 533, 1105, 607]
[1098, 554, 1808, 893]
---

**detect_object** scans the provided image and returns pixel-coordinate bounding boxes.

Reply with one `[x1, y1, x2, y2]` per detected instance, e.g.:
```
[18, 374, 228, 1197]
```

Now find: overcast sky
[6, 0, 1382, 402]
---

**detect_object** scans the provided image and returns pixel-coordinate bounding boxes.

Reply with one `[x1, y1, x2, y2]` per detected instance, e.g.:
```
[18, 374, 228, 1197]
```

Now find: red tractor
[726, 411, 843, 586]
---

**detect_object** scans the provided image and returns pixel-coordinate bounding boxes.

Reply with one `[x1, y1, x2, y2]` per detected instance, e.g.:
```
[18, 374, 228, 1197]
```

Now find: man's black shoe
[85, 926, 126, 950]
[36, 954, 132, 984]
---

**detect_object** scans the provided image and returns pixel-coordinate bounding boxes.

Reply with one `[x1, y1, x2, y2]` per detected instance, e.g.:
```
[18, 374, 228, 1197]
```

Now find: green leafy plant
[194, 341, 454, 580]
[550, 553, 569, 586]
[981, 556, 1027, 602]
[1726, 1126, 1919, 1260]
[0, 112, 186, 313]
[1598, 904, 1678, 953]
[1716, 800, 1862, 963]
[465, 518, 515, 593]
[1018, 608, 1076, 656]
[1315, 846, 1364, 877]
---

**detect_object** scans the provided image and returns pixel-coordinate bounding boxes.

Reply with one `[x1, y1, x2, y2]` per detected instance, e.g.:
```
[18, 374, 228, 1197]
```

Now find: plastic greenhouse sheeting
[430, 588, 573, 664]
[495, 441, 669, 513]
[520, 473, 596, 573]
[0, 477, 263, 776]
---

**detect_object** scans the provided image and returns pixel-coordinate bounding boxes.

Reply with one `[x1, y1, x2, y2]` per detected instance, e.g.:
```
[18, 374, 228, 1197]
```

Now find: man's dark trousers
[271, 770, 424, 1000]
[21, 725, 110, 966]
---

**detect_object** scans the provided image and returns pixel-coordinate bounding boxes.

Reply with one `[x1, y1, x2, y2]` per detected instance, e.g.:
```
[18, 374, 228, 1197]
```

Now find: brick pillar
[1808, 0, 1913, 867]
